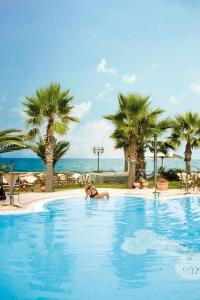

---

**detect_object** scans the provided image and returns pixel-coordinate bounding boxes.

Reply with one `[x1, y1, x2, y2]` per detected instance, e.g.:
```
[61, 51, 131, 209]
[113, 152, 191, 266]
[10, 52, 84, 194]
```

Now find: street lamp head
[100, 147, 104, 154]
[93, 146, 97, 154]
[93, 145, 104, 172]
[93, 146, 104, 154]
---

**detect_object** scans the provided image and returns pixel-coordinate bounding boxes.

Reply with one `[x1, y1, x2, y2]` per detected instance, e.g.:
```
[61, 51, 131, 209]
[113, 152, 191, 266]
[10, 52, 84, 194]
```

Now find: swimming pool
[0, 195, 200, 300]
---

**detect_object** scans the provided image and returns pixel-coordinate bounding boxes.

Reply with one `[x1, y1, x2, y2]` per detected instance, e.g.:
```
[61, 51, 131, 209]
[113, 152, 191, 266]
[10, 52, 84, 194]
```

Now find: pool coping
[0, 188, 199, 215]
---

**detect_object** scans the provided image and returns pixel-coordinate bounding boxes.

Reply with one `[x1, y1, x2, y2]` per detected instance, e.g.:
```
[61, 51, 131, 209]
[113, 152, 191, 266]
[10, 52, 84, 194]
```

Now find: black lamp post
[153, 134, 160, 199]
[93, 146, 104, 172]
[9, 161, 14, 205]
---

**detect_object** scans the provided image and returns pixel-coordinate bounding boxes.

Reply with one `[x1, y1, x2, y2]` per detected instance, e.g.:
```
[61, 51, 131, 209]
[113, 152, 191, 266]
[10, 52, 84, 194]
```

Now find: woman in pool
[85, 182, 109, 200]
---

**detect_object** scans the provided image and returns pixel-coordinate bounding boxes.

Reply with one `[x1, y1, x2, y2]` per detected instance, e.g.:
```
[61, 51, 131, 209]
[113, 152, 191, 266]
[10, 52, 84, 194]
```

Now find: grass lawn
[96, 181, 179, 189]
[54, 181, 180, 190]
[28, 181, 180, 193]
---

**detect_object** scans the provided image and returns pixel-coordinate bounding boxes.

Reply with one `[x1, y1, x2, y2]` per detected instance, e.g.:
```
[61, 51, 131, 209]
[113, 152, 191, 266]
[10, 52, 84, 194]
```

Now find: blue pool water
[1, 195, 200, 299]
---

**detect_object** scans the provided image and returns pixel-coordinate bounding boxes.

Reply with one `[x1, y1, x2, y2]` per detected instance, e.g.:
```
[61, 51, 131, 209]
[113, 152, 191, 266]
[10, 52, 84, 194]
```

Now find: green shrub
[158, 167, 183, 181]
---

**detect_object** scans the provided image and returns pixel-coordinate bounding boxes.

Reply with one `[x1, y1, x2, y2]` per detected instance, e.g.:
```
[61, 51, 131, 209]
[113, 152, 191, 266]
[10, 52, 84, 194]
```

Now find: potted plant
[157, 177, 169, 190]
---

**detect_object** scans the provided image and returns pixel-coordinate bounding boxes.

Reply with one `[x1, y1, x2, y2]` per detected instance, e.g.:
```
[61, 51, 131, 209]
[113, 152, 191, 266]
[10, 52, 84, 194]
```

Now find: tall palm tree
[168, 112, 200, 174]
[105, 93, 150, 187]
[136, 117, 172, 179]
[23, 83, 78, 192]
[29, 138, 70, 167]
[0, 129, 25, 153]
[105, 93, 168, 187]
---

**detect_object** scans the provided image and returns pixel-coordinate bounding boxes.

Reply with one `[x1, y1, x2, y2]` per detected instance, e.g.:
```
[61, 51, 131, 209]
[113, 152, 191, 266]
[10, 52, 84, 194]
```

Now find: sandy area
[0, 188, 199, 214]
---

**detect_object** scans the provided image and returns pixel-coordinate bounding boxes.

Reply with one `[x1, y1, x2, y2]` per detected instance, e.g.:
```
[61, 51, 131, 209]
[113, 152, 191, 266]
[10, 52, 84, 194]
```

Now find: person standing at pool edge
[85, 182, 109, 200]
[0, 173, 6, 201]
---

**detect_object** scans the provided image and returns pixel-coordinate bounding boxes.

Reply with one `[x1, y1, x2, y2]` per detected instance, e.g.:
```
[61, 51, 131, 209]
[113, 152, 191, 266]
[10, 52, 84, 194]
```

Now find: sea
[0, 158, 200, 174]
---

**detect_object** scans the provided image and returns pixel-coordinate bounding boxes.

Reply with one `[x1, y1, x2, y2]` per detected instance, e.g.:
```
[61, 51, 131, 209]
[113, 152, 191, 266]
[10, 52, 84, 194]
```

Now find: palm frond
[29, 138, 70, 167]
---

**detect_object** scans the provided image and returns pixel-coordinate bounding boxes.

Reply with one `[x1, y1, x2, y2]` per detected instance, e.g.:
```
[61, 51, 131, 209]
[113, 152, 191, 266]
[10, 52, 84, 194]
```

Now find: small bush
[158, 167, 183, 181]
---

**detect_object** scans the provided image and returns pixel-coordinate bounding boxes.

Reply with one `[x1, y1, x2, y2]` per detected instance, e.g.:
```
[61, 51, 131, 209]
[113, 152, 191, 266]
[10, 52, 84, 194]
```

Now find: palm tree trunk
[124, 158, 128, 172]
[136, 144, 146, 180]
[184, 142, 192, 175]
[46, 159, 54, 192]
[128, 135, 137, 188]
[185, 160, 191, 175]
[45, 120, 55, 192]
[123, 147, 129, 172]
[128, 161, 136, 188]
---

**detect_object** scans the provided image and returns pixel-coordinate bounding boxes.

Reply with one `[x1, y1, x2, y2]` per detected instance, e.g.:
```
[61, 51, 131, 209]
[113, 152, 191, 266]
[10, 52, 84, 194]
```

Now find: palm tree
[168, 112, 200, 174]
[29, 138, 70, 167]
[105, 95, 130, 172]
[0, 129, 25, 153]
[105, 93, 168, 187]
[136, 117, 172, 179]
[105, 93, 151, 187]
[148, 140, 175, 155]
[23, 83, 78, 192]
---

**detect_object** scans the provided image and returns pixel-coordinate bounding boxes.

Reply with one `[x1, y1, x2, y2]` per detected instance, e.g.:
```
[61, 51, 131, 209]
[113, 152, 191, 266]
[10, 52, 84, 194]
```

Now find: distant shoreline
[0, 157, 200, 173]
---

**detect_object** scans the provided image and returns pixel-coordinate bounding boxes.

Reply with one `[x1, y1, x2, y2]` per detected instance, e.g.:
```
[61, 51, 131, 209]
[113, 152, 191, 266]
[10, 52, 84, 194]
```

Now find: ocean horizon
[0, 157, 200, 174]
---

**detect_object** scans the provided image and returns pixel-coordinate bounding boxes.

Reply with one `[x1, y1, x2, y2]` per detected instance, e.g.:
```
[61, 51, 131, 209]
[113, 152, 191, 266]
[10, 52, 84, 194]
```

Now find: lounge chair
[19, 174, 38, 192]
[177, 172, 195, 191]
[3, 173, 22, 194]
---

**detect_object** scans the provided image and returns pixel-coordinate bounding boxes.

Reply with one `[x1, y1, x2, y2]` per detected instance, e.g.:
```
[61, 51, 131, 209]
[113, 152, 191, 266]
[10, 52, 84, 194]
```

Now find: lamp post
[185, 167, 190, 195]
[9, 161, 14, 205]
[153, 134, 160, 199]
[93, 146, 104, 172]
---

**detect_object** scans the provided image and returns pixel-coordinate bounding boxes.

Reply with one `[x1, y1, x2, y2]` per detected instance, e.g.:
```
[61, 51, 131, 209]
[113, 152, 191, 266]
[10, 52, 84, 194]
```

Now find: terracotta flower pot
[157, 181, 168, 190]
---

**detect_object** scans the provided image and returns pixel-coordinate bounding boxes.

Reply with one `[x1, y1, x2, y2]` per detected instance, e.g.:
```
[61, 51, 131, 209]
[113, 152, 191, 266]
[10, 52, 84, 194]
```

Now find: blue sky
[0, 0, 200, 158]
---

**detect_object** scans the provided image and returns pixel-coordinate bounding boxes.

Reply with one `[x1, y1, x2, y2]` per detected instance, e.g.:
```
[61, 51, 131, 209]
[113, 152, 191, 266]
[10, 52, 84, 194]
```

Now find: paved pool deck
[0, 188, 199, 214]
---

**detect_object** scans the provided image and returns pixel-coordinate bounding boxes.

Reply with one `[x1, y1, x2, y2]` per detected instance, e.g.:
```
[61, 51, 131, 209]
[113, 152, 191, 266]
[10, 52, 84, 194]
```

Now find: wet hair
[85, 182, 92, 192]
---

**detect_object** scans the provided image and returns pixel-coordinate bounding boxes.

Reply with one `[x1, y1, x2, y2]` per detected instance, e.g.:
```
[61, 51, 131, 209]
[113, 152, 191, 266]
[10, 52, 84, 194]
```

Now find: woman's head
[85, 182, 92, 191]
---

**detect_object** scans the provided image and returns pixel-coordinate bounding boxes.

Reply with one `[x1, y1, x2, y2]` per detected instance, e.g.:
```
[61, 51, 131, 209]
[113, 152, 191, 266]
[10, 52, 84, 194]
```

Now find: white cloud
[168, 96, 179, 105]
[122, 74, 136, 84]
[9, 106, 26, 118]
[73, 101, 91, 119]
[96, 83, 115, 100]
[97, 58, 118, 74]
[56, 101, 92, 135]
[190, 80, 200, 94]
[67, 119, 123, 158]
